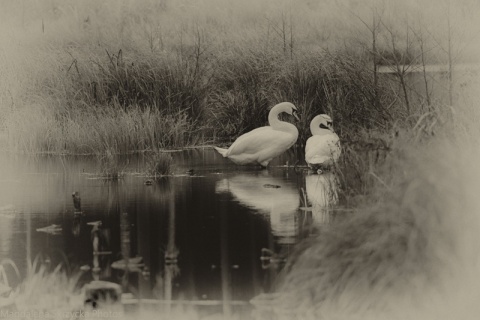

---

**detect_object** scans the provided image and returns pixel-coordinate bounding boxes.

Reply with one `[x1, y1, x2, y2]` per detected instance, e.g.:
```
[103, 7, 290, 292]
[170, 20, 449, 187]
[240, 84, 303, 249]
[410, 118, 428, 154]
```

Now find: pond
[0, 149, 339, 316]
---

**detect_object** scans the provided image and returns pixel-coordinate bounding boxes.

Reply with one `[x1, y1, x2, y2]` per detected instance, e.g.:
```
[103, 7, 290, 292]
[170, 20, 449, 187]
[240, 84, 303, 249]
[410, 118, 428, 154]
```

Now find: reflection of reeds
[97, 149, 126, 180]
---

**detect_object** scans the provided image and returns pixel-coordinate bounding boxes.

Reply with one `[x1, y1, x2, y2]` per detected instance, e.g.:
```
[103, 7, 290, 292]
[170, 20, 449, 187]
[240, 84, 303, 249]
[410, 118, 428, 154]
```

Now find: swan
[214, 102, 299, 167]
[305, 114, 341, 172]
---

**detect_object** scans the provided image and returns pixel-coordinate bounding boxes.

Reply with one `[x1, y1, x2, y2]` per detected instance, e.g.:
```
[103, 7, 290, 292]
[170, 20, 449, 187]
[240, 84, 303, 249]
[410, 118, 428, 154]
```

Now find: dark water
[0, 149, 338, 313]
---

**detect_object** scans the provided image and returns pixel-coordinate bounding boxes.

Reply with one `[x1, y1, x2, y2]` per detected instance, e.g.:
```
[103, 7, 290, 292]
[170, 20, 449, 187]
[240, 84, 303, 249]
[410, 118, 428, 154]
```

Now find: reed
[8, 256, 84, 318]
[4, 104, 196, 155]
[3, 0, 472, 154]
[145, 151, 174, 177]
[4, 48, 403, 155]
[96, 148, 126, 180]
[252, 109, 480, 319]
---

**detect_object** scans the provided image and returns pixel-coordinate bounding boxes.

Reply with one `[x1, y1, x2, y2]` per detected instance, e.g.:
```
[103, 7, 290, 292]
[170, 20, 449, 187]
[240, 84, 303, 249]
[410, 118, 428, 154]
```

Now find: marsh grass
[0, 1, 444, 155]
[6, 256, 84, 318]
[252, 116, 480, 319]
[97, 149, 127, 180]
[145, 151, 174, 177]
[206, 51, 399, 145]
[4, 104, 197, 155]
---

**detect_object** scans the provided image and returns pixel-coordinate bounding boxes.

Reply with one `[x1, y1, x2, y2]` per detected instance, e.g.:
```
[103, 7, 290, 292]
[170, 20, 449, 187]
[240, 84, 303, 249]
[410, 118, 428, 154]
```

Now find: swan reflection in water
[216, 171, 300, 244]
[304, 172, 338, 226]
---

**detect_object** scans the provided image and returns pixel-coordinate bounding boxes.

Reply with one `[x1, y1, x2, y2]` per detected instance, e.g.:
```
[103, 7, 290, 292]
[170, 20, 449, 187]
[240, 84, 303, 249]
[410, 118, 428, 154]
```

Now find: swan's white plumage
[214, 102, 299, 167]
[305, 114, 341, 169]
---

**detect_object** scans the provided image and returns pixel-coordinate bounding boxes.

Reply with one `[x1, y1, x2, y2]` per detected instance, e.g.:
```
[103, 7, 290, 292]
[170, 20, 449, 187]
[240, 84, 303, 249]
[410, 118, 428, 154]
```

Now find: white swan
[305, 114, 341, 171]
[214, 102, 299, 167]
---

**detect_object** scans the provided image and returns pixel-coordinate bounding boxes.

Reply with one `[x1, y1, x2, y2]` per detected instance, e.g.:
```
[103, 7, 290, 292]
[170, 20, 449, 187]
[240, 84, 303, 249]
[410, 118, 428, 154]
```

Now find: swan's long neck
[310, 117, 332, 136]
[268, 104, 298, 135]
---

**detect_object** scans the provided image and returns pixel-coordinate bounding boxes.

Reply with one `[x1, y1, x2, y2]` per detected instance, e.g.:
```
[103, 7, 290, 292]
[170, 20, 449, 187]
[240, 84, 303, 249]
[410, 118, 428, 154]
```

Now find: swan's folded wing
[227, 126, 283, 156]
[305, 134, 340, 164]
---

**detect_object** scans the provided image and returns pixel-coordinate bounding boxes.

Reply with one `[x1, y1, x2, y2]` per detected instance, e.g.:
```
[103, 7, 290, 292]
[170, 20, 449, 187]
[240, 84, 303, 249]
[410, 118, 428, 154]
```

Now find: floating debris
[111, 256, 144, 272]
[36, 224, 62, 235]
[260, 248, 287, 269]
[80, 265, 91, 272]
[263, 184, 281, 189]
[299, 206, 313, 212]
[72, 191, 82, 212]
[142, 266, 150, 279]
[144, 179, 153, 186]
[93, 251, 112, 256]
[87, 221, 102, 227]
[165, 251, 178, 265]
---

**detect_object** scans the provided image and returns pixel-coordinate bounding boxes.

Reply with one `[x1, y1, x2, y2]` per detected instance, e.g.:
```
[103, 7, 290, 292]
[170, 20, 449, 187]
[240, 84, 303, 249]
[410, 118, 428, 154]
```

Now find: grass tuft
[97, 149, 126, 179]
[145, 152, 173, 177]
[10, 257, 84, 318]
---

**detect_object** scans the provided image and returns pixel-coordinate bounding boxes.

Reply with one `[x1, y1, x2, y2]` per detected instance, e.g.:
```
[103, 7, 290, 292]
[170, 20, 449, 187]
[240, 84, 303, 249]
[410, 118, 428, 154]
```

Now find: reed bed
[4, 105, 195, 155]
[1, 47, 409, 155]
[2, 0, 476, 154]
[145, 151, 174, 177]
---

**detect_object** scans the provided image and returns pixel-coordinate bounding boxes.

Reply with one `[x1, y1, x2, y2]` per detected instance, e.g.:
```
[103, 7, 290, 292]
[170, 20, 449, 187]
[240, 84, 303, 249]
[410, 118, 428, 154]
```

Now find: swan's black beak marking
[320, 123, 329, 129]
[292, 109, 300, 121]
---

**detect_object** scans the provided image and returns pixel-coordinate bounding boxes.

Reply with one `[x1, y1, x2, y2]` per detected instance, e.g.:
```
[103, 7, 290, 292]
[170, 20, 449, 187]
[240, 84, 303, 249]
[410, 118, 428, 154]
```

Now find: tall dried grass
[4, 105, 195, 155]
[251, 103, 480, 319]
[2, 0, 476, 154]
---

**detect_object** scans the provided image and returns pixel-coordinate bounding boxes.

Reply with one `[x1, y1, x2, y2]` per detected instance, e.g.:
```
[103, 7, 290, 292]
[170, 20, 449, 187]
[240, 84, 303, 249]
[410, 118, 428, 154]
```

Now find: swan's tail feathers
[214, 147, 228, 157]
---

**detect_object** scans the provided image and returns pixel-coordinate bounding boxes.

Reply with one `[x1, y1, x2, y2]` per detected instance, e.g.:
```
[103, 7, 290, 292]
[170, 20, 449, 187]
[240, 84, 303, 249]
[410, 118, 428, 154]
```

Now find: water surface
[0, 149, 337, 314]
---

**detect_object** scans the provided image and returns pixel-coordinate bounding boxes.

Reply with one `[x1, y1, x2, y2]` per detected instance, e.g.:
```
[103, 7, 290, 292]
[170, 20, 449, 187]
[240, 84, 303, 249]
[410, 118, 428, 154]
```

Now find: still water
[0, 149, 338, 312]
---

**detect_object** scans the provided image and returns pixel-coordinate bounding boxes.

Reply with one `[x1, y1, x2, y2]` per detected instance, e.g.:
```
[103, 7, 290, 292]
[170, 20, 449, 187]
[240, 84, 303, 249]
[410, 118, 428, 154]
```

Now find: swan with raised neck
[268, 102, 300, 135]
